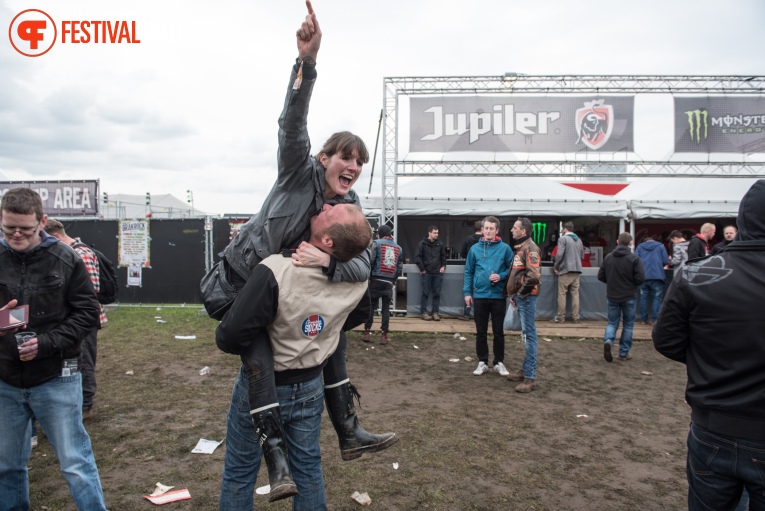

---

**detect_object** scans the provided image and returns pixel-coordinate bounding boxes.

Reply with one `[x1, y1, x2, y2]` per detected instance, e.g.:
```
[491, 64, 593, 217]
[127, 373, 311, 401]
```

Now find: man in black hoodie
[597, 232, 645, 362]
[653, 180, 765, 511]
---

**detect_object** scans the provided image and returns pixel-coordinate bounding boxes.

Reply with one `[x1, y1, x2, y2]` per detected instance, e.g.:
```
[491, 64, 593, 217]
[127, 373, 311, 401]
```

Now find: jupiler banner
[675, 97, 765, 153]
[409, 96, 634, 153]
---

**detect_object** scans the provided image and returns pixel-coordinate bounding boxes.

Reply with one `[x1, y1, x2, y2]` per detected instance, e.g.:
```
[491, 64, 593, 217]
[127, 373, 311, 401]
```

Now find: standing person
[653, 180, 765, 511]
[505, 217, 542, 393]
[687, 222, 716, 259]
[415, 225, 447, 321]
[552, 221, 583, 323]
[597, 232, 645, 362]
[0, 188, 107, 511]
[362, 225, 403, 345]
[635, 234, 669, 325]
[668, 230, 690, 276]
[204, 0, 395, 475]
[463, 216, 513, 377]
[458, 221, 483, 320]
[217, 202, 385, 509]
[711, 224, 737, 254]
[44, 219, 106, 419]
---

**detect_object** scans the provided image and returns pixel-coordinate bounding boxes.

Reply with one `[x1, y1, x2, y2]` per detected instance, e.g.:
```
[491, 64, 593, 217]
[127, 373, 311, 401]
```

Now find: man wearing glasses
[0, 188, 108, 510]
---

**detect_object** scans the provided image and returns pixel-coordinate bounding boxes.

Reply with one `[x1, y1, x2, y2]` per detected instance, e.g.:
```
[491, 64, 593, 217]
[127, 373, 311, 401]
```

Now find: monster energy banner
[409, 96, 634, 153]
[675, 97, 765, 153]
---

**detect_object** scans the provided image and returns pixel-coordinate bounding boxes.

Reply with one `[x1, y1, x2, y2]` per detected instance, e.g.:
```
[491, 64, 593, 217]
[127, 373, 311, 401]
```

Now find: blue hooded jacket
[463, 237, 513, 300]
[635, 240, 668, 281]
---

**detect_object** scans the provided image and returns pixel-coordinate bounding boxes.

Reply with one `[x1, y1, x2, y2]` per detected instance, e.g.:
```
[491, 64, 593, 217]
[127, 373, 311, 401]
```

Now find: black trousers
[364, 280, 394, 333]
[473, 298, 507, 366]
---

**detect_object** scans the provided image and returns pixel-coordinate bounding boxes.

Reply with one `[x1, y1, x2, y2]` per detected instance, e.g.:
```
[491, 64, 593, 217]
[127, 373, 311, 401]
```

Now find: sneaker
[473, 362, 489, 375]
[550, 316, 564, 323]
[31, 435, 38, 448]
[432, 313, 441, 321]
[507, 369, 525, 382]
[457, 316, 471, 321]
[421, 313, 432, 321]
[515, 379, 538, 393]
[618, 352, 633, 361]
[380, 332, 390, 345]
[493, 362, 510, 376]
[361, 330, 371, 342]
[604, 342, 613, 363]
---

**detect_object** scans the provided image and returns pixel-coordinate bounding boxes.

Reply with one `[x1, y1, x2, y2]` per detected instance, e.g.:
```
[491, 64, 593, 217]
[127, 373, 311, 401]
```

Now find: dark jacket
[415, 237, 446, 274]
[370, 237, 403, 283]
[222, 62, 370, 284]
[653, 179, 765, 442]
[687, 234, 710, 260]
[597, 244, 645, 303]
[0, 233, 100, 388]
[635, 240, 668, 281]
[459, 233, 482, 259]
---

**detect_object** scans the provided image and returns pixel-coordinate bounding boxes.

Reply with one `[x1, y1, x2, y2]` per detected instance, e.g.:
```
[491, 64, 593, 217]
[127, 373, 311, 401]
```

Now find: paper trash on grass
[393, 462, 399, 470]
[641, 371, 653, 376]
[154, 316, 162, 319]
[544, 338, 552, 342]
[453, 333, 460, 339]
[255, 484, 270, 495]
[125, 370, 134, 375]
[413, 345, 419, 349]
[351, 491, 372, 506]
[149, 482, 175, 497]
[464, 356, 473, 362]
[449, 358, 459, 363]
[576, 414, 589, 418]
[191, 438, 223, 454]
[459, 336, 467, 341]
[144, 488, 190, 505]
[157, 320, 167, 324]
[174, 335, 196, 340]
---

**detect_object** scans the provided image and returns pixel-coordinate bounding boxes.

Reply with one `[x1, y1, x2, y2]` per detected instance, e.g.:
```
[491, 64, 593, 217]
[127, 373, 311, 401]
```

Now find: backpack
[74, 242, 119, 304]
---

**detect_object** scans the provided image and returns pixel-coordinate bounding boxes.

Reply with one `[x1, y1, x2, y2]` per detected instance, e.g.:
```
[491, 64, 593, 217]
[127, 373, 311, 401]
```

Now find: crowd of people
[0, 2, 760, 509]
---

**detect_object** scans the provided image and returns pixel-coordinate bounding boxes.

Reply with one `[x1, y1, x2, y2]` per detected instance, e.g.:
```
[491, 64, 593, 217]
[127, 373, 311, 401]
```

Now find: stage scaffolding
[381, 74, 765, 232]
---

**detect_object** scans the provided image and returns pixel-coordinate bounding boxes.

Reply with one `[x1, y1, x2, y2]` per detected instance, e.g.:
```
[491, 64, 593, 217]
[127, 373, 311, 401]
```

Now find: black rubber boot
[252, 408, 298, 503]
[324, 382, 399, 461]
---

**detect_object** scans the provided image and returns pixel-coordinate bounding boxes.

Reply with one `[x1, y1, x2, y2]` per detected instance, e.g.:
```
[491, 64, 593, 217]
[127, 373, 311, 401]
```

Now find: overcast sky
[1, 0, 763, 215]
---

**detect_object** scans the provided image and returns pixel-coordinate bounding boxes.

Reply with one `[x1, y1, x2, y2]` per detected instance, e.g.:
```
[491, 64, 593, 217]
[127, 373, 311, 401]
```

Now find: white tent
[361, 176, 629, 218]
[101, 193, 208, 219]
[615, 178, 759, 220]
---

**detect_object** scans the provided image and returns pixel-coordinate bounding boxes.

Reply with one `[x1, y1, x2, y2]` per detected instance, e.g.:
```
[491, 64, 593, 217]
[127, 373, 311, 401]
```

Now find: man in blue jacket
[635, 234, 669, 325]
[463, 216, 514, 376]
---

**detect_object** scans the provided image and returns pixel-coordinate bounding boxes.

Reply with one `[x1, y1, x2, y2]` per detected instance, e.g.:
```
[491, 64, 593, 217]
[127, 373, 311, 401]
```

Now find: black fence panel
[211, 217, 249, 263]
[61, 219, 206, 304]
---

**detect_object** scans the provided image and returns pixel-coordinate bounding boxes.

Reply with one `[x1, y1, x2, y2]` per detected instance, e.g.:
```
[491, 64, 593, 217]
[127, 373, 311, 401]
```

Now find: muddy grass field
[27, 307, 691, 510]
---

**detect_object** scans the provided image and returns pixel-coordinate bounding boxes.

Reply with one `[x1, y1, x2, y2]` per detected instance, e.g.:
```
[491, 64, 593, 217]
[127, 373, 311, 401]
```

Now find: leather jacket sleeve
[276, 62, 317, 189]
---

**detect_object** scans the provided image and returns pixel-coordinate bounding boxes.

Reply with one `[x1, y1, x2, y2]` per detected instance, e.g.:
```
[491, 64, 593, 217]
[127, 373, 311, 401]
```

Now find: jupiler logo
[301, 314, 325, 339]
[575, 100, 614, 150]
[685, 109, 708, 144]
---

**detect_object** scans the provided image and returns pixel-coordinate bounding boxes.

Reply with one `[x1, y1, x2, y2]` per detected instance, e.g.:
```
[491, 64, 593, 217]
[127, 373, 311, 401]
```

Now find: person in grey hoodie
[552, 221, 584, 323]
[668, 230, 689, 276]
[635, 234, 669, 325]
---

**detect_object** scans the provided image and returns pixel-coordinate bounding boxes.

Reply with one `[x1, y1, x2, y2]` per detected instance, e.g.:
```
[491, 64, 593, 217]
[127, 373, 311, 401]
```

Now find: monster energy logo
[532, 222, 546, 246]
[685, 109, 708, 144]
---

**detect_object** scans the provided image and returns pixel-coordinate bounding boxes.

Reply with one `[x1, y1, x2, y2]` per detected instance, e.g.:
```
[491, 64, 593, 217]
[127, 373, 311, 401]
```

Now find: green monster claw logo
[532, 222, 546, 246]
[685, 109, 708, 144]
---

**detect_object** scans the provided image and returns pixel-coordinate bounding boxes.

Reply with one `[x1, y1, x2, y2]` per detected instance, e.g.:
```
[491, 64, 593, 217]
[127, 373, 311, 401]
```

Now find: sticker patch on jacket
[302, 315, 325, 338]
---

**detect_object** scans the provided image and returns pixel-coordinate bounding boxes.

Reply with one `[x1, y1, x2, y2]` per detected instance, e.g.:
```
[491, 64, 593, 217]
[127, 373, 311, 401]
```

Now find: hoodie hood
[565, 232, 579, 242]
[612, 244, 632, 257]
[737, 180, 765, 241]
[639, 240, 664, 252]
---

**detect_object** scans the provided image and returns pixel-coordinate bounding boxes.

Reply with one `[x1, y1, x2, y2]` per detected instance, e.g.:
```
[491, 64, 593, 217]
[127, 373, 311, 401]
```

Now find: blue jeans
[220, 369, 326, 511]
[687, 424, 765, 511]
[0, 374, 107, 511]
[473, 298, 506, 366]
[515, 295, 538, 379]
[420, 273, 443, 314]
[639, 279, 664, 322]
[604, 299, 636, 357]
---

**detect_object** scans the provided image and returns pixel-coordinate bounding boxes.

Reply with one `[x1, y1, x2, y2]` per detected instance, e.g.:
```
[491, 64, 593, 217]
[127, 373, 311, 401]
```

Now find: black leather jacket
[223, 62, 370, 284]
[0, 234, 100, 388]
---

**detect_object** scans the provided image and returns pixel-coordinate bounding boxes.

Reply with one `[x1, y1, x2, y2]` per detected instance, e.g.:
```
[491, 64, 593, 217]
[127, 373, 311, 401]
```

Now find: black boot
[252, 408, 298, 502]
[324, 382, 399, 461]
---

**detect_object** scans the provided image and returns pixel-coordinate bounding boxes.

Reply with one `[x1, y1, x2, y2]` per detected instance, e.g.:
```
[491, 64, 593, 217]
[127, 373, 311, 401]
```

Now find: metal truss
[381, 75, 765, 232]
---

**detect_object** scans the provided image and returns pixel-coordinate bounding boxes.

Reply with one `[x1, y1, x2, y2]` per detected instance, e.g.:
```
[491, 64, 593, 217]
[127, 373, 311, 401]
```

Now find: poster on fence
[119, 220, 151, 268]
[127, 265, 142, 287]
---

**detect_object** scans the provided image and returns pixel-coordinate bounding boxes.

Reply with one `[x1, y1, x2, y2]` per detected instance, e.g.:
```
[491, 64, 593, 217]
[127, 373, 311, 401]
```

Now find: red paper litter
[144, 489, 191, 505]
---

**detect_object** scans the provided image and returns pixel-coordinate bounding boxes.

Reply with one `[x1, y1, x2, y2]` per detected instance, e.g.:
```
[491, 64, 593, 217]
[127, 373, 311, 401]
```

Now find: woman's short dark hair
[318, 131, 369, 164]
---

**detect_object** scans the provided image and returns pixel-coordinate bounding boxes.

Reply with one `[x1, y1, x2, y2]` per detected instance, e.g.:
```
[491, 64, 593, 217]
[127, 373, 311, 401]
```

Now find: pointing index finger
[306, 0, 314, 16]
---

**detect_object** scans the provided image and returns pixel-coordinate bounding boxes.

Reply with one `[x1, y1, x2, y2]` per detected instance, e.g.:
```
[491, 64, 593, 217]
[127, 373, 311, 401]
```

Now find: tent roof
[102, 194, 208, 219]
[362, 177, 628, 218]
